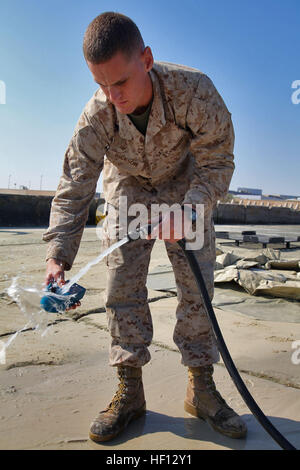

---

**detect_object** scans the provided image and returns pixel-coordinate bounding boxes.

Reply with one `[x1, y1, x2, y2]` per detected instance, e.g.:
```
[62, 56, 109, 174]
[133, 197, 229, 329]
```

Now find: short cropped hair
[83, 12, 145, 64]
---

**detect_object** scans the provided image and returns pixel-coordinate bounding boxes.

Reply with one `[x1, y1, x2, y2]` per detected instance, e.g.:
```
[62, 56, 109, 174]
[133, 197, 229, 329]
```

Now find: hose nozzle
[127, 222, 156, 242]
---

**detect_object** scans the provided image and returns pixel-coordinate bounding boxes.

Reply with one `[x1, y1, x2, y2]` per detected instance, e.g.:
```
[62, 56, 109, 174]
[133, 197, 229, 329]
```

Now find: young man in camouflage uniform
[43, 12, 247, 442]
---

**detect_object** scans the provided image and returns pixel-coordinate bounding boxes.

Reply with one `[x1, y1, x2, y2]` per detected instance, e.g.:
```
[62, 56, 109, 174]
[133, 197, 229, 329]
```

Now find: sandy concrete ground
[0, 225, 299, 450]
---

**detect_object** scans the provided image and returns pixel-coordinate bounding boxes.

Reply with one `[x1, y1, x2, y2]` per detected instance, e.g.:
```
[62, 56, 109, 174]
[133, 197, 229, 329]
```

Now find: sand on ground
[0, 226, 299, 450]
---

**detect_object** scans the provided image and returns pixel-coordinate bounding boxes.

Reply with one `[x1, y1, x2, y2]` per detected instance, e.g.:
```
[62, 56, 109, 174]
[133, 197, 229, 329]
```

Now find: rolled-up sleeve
[183, 74, 235, 212]
[42, 113, 106, 270]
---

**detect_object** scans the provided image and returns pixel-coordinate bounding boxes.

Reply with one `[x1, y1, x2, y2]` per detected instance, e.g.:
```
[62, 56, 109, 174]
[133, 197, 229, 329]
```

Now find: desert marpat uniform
[43, 61, 235, 368]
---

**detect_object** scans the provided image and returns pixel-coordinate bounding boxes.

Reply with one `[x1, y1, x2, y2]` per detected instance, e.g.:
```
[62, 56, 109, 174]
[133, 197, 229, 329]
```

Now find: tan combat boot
[184, 365, 247, 439]
[89, 365, 146, 442]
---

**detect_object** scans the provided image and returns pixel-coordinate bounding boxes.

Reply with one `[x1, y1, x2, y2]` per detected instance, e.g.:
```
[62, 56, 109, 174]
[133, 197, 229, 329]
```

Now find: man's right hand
[45, 258, 65, 287]
[44, 259, 81, 311]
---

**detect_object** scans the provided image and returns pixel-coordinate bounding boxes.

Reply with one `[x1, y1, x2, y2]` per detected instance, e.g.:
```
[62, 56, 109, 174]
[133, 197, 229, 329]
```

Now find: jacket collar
[116, 68, 166, 141]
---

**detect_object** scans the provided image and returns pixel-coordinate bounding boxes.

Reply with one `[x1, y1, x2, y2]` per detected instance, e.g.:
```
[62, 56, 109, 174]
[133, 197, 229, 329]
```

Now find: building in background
[229, 187, 300, 201]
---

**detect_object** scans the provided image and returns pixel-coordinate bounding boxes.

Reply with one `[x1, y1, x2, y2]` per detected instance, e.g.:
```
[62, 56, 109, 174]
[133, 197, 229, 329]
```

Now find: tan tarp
[214, 246, 300, 301]
[265, 259, 300, 271]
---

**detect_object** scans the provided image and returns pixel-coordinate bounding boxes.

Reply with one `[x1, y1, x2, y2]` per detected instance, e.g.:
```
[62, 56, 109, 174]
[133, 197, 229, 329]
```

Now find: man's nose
[109, 86, 121, 103]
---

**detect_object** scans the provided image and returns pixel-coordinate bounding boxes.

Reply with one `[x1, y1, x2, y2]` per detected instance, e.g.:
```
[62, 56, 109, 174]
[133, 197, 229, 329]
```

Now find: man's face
[87, 47, 154, 115]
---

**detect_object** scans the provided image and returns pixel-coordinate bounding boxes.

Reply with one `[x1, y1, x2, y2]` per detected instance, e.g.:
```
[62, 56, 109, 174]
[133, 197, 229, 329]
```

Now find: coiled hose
[177, 238, 296, 450]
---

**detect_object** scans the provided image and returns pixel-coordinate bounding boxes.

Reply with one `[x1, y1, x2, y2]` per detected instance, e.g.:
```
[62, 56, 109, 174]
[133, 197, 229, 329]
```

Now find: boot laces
[190, 368, 227, 406]
[107, 376, 128, 412]
[204, 372, 227, 405]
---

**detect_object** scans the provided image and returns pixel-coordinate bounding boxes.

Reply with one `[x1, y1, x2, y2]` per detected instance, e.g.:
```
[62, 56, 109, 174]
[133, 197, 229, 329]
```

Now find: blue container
[40, 281, 86, 313]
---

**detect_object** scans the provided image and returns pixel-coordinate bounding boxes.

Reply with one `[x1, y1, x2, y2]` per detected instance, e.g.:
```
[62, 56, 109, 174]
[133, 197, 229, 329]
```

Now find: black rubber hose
[177, 238, 296, 450]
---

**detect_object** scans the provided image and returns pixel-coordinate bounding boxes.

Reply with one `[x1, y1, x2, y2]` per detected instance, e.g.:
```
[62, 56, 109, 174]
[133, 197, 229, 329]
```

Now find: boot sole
[184, 400, 247, 439]
[89, 402, 146, 443]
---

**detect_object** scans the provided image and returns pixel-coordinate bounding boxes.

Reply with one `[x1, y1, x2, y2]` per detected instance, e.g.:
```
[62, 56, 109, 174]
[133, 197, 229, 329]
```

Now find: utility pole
[8, 174, 11, 188]
[40, 174, 43, 191]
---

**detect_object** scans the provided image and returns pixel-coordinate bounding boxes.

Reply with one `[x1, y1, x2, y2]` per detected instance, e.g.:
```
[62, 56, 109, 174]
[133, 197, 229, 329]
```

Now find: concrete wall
[0, 194, 104, 227]
[0, 188, 56, 197]
[213, 203, 300, 224]
[1, 195, 300, 227]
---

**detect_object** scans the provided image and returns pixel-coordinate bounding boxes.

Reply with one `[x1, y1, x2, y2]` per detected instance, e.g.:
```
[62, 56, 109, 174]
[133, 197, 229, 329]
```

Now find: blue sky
[0, 0, 299, 196]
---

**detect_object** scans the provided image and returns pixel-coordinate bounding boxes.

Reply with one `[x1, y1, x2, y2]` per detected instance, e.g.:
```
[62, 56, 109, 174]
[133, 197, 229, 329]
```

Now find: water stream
[1, 236, 130, 359]
[60, 236, 129, 293]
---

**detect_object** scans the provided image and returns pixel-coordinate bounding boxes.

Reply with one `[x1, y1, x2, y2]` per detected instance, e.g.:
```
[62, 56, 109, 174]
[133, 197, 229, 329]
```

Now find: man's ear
[143, 46, 154, 72]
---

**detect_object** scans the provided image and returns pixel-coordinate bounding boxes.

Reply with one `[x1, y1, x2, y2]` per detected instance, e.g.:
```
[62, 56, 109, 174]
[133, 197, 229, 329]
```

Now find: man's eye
[99, 82, 126, 90]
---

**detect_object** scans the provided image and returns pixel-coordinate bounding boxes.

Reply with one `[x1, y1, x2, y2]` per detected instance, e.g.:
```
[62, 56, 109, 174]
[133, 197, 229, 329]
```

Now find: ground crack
[217, 363, 300, 390]
[0, 318, 68, 339]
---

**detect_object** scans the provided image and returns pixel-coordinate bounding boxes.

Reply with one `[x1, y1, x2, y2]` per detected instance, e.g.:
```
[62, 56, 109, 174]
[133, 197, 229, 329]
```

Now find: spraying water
[1, 276, 55, 361]
[60, 236, 129, 293]
[1, 236, 131, 358]
[0, 320, 32, 363]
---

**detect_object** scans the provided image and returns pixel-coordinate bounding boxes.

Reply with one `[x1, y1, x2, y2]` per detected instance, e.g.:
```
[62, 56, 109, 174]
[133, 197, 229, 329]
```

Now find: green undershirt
[128, 99, 153, 136]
